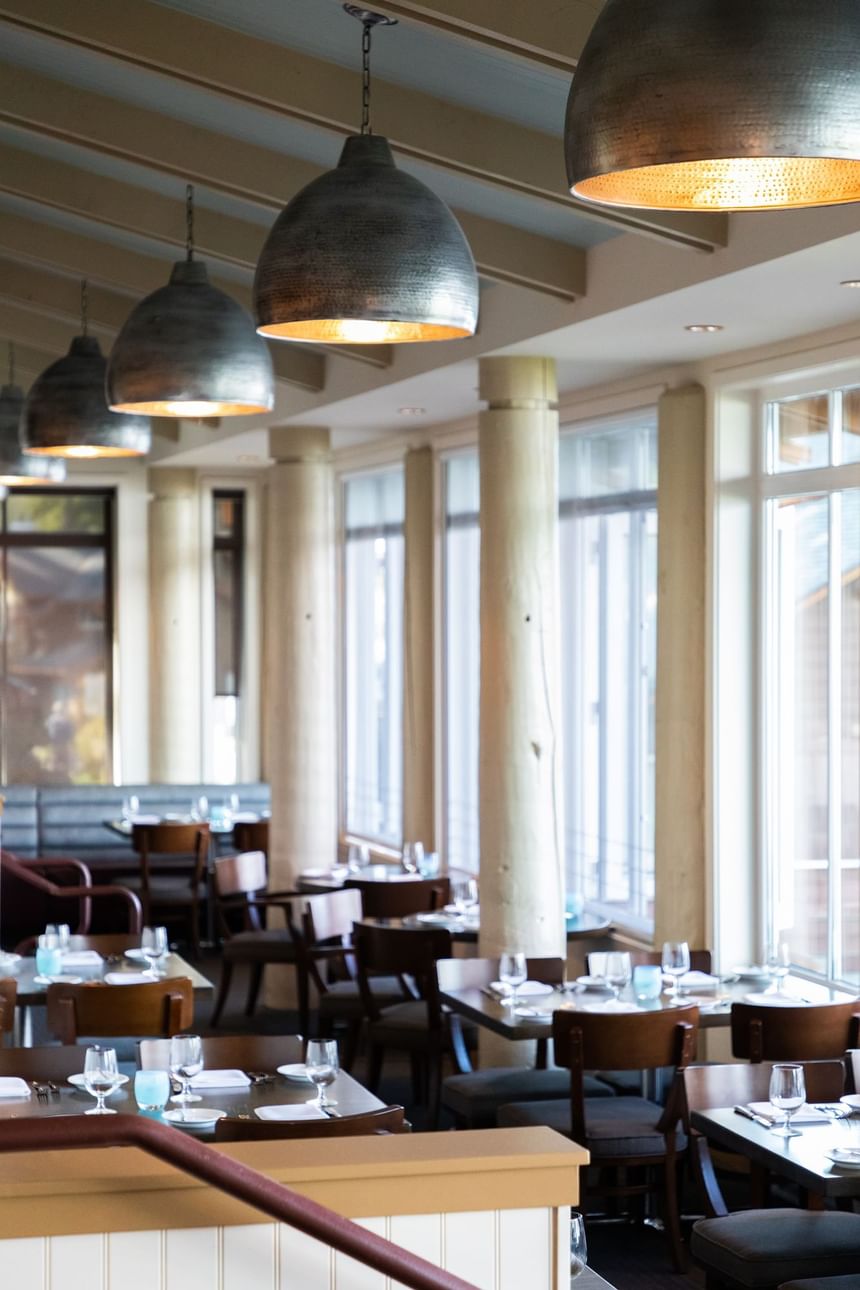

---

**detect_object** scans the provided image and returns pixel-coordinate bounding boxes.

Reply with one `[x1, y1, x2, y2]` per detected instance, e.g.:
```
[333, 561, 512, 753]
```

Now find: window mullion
[828, 492, 843, 981]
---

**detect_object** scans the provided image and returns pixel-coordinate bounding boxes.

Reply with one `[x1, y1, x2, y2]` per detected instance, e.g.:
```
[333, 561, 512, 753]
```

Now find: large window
[443, 452, 480, 872]
[764, 386, 860, 985]
[560, 415, 658, 931]
[0, 489, 113, 784]
[211, 490, 244, 783]
[343, 468, 404, 845]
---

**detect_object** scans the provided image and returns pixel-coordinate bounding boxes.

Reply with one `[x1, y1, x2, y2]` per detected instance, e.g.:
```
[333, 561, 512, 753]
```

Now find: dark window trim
[213, 489, 244, 699]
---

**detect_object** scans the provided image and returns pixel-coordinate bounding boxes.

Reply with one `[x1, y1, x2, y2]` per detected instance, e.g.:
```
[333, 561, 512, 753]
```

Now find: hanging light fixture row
[253, 5, 479, 344]
[0, 345, 65, 484]
[565, 0, 860, 213]
[22, 282, 152, 460]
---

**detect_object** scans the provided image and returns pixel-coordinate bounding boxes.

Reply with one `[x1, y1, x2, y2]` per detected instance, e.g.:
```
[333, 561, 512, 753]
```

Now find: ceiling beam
[381, 1, 601, 73]
[0, 216, 326, 394]
[0, 75, 588, 298]
[0, 0, 726, 251]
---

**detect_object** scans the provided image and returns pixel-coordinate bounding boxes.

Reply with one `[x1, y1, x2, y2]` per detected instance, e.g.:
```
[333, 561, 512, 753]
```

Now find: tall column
[148, 468, 201, 783]
[478, 357, 565, 961]
[263, 426, 338, 898]
[402, 445, 436, 850]
[654, 384, 707, 947]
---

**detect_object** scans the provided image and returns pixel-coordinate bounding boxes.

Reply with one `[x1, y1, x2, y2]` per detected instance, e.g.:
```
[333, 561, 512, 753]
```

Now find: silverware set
[32, 1081, 60, 1101]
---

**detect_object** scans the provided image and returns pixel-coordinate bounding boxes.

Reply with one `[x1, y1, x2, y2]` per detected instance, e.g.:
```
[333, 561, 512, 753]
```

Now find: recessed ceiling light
[685, 323, 724, 333]
[398, 406, 426, 416]
[841, 279, 860, 288]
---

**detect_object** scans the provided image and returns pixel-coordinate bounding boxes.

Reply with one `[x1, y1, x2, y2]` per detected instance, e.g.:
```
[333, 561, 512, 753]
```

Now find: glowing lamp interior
[109, 399, 272, 417]
[573, 155, 860, 211]
[0, 473, 42, 486]
[26, 443, 145, 459]
[257, 319, 472, 343]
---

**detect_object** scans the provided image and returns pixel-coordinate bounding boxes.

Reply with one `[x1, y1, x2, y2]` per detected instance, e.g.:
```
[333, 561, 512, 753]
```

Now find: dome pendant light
[0, 346, 65, 484]
[566, 0, 860, 212]
[254, 5, 478, 343]
[108, 186, 274, 416]
[22, 282, 152, 459]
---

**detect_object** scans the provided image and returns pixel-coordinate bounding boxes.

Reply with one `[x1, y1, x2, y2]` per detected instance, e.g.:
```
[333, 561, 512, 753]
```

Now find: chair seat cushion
[368, 1001, 476, 1051]
[120, 877, 206, 905]
[319, 977, 405, 1019]
[779, 1280, 860, 1290]
[497, 1094, 685, 1158]
[223, 930, 296, 963]
[442, 1067, 613, 1127]
[691, 1211, 860, 1288]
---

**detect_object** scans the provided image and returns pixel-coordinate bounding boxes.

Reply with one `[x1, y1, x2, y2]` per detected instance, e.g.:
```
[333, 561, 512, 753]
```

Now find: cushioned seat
[780, 1279, 860, 1290]
[442, 1066, 614, 1129]
[369, 999, 439, 1044]
[498, 1094, 686, 1158]
[318, 977, 405, 1019]
[222, 929, 296, 963]
[691, 1211, 860, 1288]
[121, 876, 207, 905]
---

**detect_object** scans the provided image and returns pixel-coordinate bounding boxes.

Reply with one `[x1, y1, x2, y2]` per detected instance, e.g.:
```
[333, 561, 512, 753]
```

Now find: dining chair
[0, 979, 15, 1046]
[232, 819, 269, 856]
[587, 948, 713, 974]
[215, 1105, 409, 1142]
[731, 999, 860, 1063]
[497, 1003, 700, 1271]
[344, 876, 451, 918]
[353, 921, 469, 1127]
[437, 956, 615, 1129]
[0, 1043, 92, 1081]
[691, 1210, 860, 1289]
[777, 1280, 860, 1290]
[46, 978, 194, 1045]
[1, 851, 143, 953]
[121, 823, 211, 954]
[679, 1059, 846, 1218]
[298, 889, 407, 1067]
[139, 1033, 304, 1072]
[209, 851, 299, 1025]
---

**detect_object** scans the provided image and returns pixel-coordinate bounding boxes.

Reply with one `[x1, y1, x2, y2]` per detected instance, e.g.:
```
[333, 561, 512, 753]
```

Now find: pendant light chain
[7, 342, 14, 388]
[361, 19, 373, 135]
[81, 279, 88, 338]
[186, 183, 195, 261]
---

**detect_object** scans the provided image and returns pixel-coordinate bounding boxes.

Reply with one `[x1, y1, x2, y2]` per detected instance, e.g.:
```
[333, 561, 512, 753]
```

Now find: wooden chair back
[215, 1105, 409, 1142]
[47, 978, 194, 1045]
[214, 851, 267, 899]
[553, 1004, 700, 1148]
[0, 1043, 91, 1081]
[353, 923, 451, 1025]
[302, 889, 363, 945]
[0, 978, 15, 1042]
[139, 1033, 303, 1072]
[233, 820, 269, 855]
[587, 948, 713, 975]
[344, 876, 451, 918]
[731, 999, 860, 1063]
[132, 823, 210, 895]
[436, 956, 565, 993]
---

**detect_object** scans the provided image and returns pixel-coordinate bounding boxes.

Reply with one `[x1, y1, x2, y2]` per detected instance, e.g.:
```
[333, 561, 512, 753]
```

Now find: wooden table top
[10, 935, 213, 1006]
[690, 1106, 860, 1199]
[0, 1037, 384, 1139]
[438, 974, 857, 1040]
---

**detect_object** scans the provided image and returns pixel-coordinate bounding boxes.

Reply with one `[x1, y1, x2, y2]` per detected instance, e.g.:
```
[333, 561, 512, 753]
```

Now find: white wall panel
[3, 1236, 46, 1290]
[443, 1210, 496, 1290]
[108, 1232, 162, 1290]
[50, 1234, 105, 1290]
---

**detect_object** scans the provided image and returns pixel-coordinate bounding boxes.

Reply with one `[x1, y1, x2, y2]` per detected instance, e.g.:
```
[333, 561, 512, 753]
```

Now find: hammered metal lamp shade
[566, 0, 860, 212]
[0, 383, 65, 483]
[23, 337, 151, 459]
[108, 259, 274, 417]
[254, 134, 479, 343]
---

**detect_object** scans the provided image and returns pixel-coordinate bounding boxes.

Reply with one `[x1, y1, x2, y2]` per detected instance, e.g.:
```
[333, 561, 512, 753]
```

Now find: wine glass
[141, 925, 169, 978]
[121, 794, 140, 824]
[347, 844, 364, 875]
[452, 877, 479, 919]
[170, 1034, 204, 1108]
[401, 842, 419, 874]
[191, 795, 209, 822]
[769, 1063, 805, 1137]
[605, 952, 632, 1001]
[499, 951, 527, 1011]
[306, 1039, 338, 1109]
[569, 1212, 588, 1278]
[767, 941, 791, 993]
[83, 1045, 122, 1115]
[661, 941, 691, 998]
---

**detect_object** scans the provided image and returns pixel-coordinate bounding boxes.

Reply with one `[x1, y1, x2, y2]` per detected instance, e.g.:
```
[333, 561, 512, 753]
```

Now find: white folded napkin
[104, 971, 152, 985]
[255, 1104, 327, 1121]
[677, 970, 720, 989]
[748, 1101, 832, 1124]
[231, 812, 259, 823]
[61, 951, 103, 967]
[583, 1000, 640, 1014]
[489, 980, 555, 997]
[743, 991, 805, 1007]
[189, 1069, 251, 1090]
[0, 1077, 30, 1098]
[129, 813, 160, 825]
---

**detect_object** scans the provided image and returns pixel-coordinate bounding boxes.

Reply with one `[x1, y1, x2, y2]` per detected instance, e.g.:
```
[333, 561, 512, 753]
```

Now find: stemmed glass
[769, 1063, 805, 1137]
[170, 1034, 204, 1110]
[401, 842, 424, 874]
[191, 795, 209, 822]
[141, 926, 169, 978]
[605, 952, 632, 1002]
[499, 951, 527, 1011]
[767, 941, 791, 993]
[306, 1039, 338, 1109]
[121, 794, 140, 824]
[83, 1045, 122, 1115]
[569, 1212, 588, 1278]
[662, 941, 691, 998]
[451, 877, 479, 920]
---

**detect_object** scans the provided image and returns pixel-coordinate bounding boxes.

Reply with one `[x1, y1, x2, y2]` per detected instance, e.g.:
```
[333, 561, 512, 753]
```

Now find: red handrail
[0, 1116, 477, 1290]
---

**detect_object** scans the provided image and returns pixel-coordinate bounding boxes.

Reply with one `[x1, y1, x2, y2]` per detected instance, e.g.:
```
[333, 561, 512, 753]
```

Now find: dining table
[0, 1036, 384, 1140]
[360, 910, 611, 945]
[690, 1104, 860, 1203]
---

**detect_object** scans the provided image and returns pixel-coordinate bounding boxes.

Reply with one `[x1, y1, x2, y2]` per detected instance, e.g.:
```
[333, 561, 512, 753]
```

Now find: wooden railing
[0, 1115, 477, 1290]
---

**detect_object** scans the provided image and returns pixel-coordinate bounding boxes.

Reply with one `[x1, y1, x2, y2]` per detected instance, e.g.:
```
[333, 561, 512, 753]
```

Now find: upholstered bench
[779, 1278, 860, 1290]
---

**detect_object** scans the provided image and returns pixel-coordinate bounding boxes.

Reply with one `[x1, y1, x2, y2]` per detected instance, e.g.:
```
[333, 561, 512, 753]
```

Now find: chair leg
[427, 1048, 442, 1131]
[297, 962, 310, 1041]
[410, 1053, 424, 1104]
[245, 963, 264, 1017]
[662, 1159, 687, 1273]
[367, 1044, 384, 1093]
[210, 959, 234, 1026]
[341, 1020, 362, 1072]
[449, 1016, 472, 1074]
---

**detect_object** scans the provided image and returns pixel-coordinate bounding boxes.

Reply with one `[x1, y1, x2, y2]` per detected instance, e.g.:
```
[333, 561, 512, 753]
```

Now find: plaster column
[402, 445, 436, 851]
[653, 384, 707, 947]
[263, 426, 338, 903]
[478, 356, 565, 962]
[148, 468, 201, 783]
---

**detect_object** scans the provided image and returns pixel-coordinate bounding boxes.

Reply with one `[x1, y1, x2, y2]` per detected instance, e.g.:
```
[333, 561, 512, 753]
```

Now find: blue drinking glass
[35, 944, 63, 977]
[633, 964, 663, 1001]
[134, 1069, 171, 1112]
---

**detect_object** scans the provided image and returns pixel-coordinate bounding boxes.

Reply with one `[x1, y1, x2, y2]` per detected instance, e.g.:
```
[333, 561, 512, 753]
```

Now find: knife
[733, 1104, 774, 1127]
